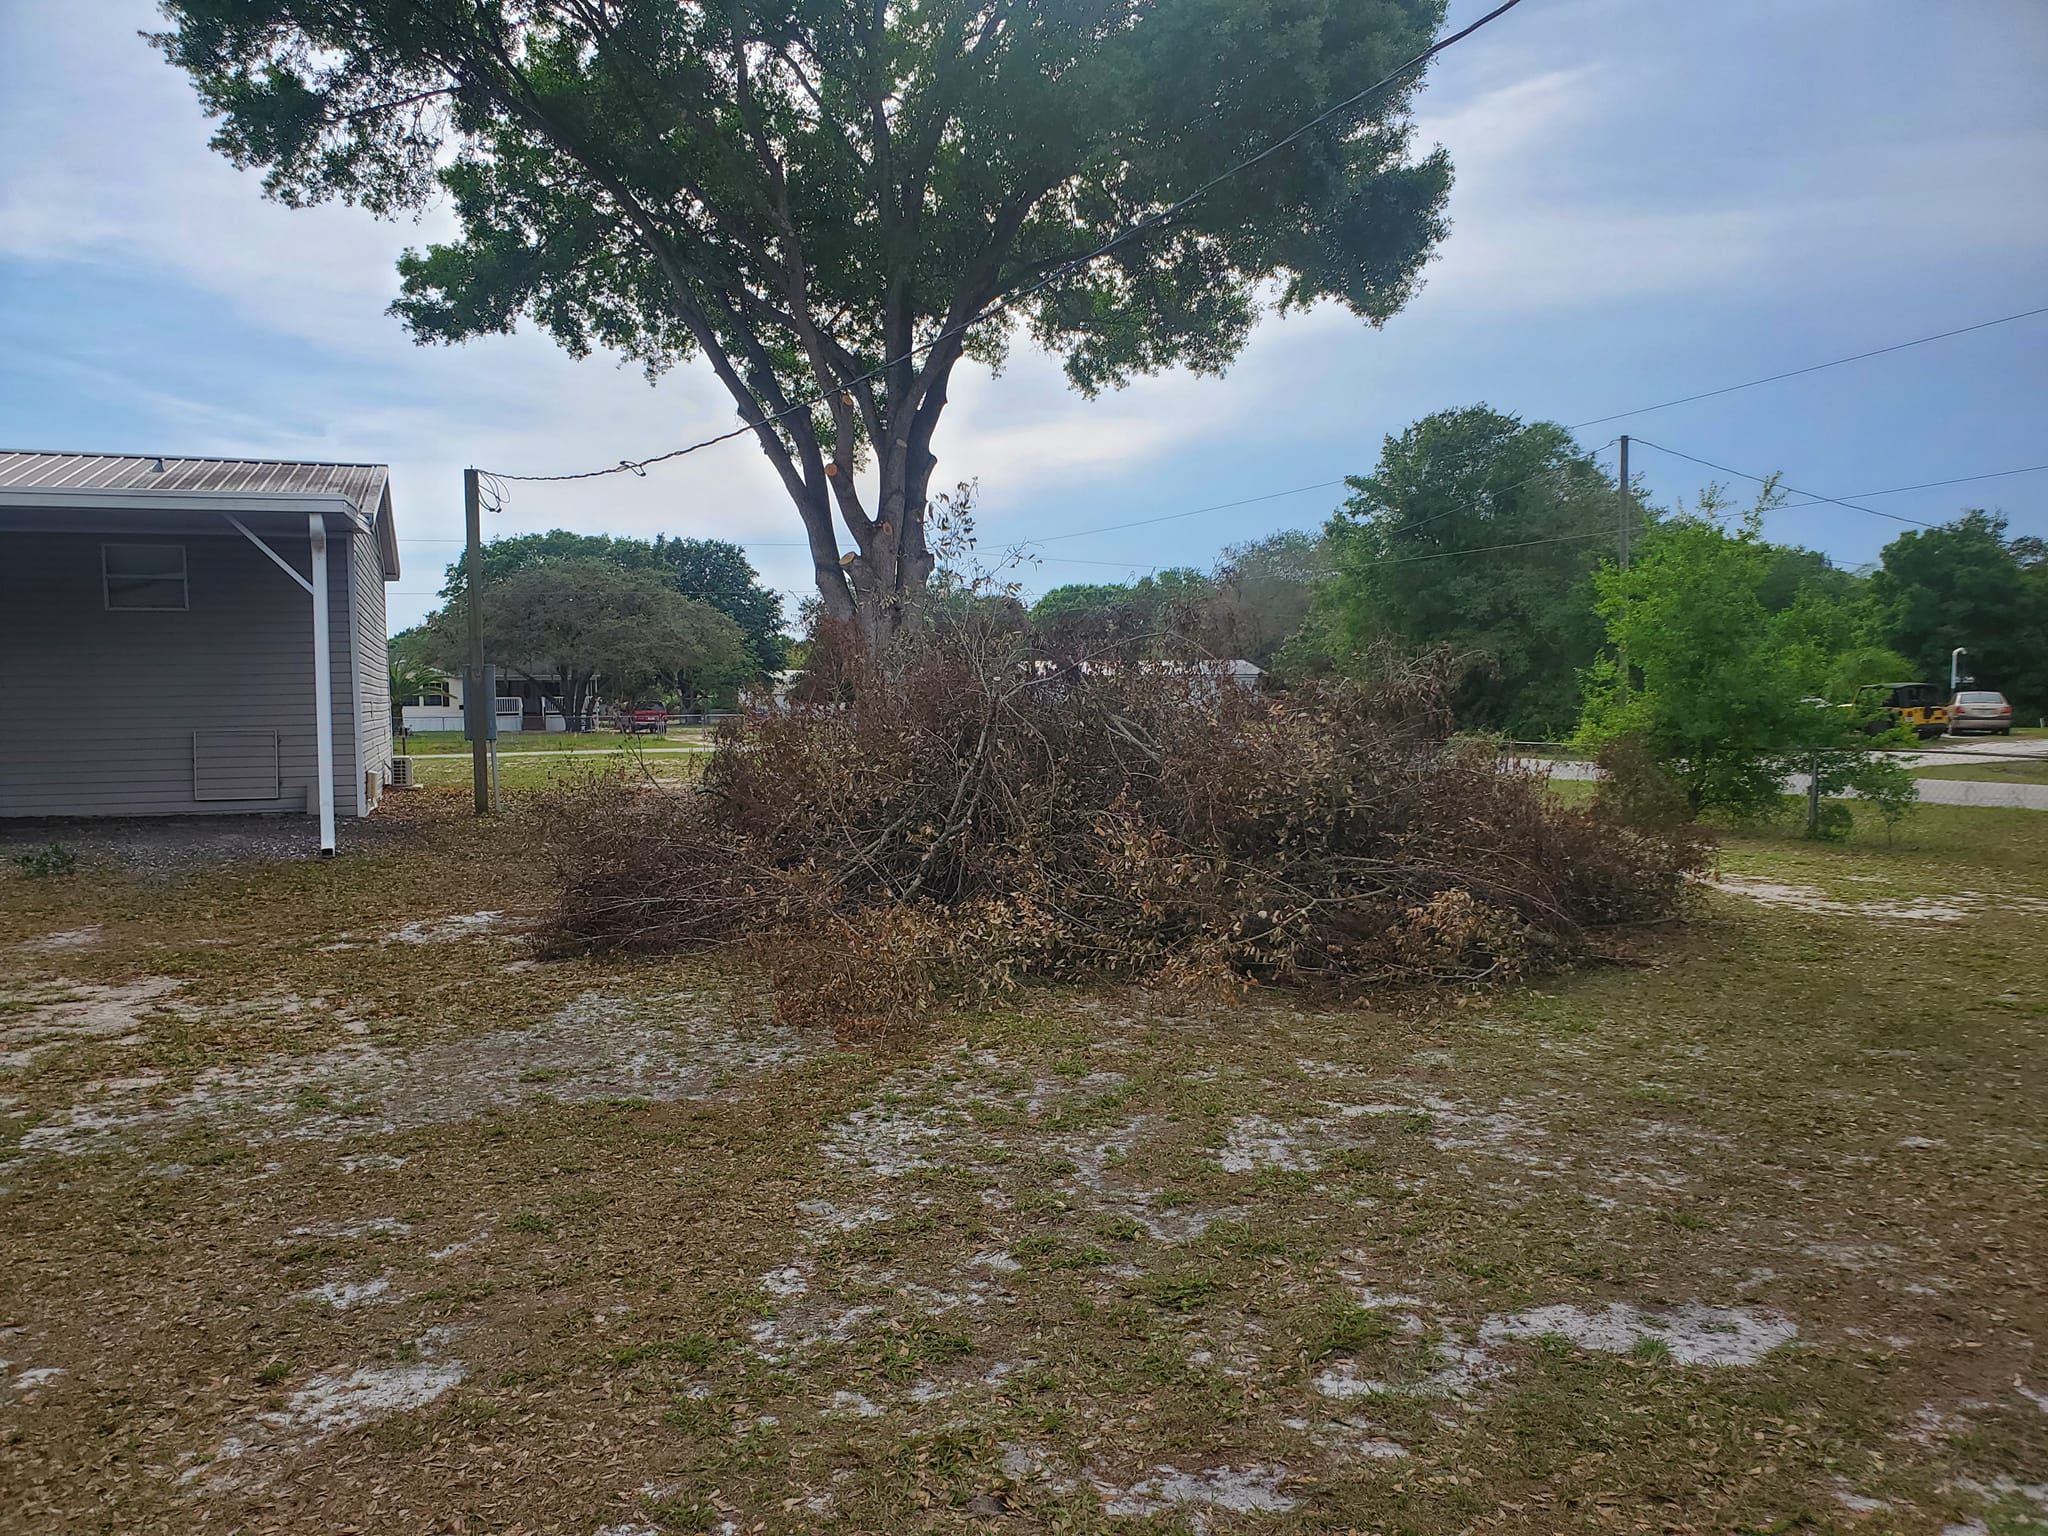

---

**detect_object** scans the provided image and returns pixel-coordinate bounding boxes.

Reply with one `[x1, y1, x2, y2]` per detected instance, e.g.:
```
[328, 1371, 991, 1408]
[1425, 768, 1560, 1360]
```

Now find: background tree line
[1020, 405, 2048, 745]
[390, 407, 2044, 780]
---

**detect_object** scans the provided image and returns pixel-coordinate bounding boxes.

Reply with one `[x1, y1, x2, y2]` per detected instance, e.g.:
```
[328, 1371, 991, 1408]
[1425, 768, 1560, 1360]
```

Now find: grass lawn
[402, 728, 712, 755]
[403, 746, 706, 792]
[1913, 755, 2048, 786]
[1, 792, 2043, 1533]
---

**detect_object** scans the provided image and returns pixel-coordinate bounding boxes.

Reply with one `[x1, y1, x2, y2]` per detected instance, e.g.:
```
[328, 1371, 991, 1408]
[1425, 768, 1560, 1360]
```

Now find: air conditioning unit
[390, 755, 414, 789]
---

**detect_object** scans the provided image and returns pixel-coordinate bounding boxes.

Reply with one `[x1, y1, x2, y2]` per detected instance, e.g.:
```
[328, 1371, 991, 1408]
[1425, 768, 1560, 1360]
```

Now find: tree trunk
[836, 431, 939, 649]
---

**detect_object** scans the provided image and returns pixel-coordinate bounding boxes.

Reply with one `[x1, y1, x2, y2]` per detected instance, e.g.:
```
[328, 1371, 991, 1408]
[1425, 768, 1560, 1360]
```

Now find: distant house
[399, 668, 573, 735]
[1023, 658, 1267, 698]
[0, 451, 402, 854]
[1171, 659, 1267, 694]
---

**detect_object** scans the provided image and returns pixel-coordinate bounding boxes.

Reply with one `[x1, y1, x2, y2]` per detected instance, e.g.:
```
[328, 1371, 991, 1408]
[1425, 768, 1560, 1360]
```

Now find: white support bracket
[222, 512, 335, 856]
[223, 513, 314, 594]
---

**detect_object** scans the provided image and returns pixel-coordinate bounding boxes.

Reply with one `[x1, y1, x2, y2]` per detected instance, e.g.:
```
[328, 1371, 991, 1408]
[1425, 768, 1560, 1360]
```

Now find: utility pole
[1617, 435, 1631, 570]
[1616, 435, 1632, 690]
[464, 468, 492, 816]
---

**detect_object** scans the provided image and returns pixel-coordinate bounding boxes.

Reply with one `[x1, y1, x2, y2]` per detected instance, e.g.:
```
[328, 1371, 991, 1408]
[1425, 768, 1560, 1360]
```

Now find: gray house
[0, 452, 401, 854]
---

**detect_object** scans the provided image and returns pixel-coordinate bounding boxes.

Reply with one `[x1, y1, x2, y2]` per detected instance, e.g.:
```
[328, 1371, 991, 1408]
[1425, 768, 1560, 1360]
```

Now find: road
[1525, 737, 2048, 811]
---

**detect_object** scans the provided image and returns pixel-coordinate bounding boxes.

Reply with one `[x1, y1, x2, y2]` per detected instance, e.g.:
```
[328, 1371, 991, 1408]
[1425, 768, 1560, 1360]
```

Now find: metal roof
[0, 451, 389, 519]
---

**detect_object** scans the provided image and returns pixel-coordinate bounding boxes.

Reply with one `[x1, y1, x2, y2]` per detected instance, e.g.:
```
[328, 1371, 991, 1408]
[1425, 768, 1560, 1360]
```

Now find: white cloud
[4, 0, 2042, 628]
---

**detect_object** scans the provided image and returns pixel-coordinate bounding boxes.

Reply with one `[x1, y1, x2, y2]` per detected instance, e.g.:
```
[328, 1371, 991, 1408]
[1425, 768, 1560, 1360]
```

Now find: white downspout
[309, 512, 337, 856]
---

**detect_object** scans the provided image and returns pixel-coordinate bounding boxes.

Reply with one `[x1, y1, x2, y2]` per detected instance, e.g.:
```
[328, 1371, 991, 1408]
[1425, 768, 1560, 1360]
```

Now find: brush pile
[542, 632, 1705, 1025]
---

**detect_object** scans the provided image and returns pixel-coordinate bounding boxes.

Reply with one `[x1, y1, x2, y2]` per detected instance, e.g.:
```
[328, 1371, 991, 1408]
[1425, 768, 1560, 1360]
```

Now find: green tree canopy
[427, 559, 752, 723]
[387, 624, 445, 708]
[1310, 405, 1638, 736]
[1576, 498, 1912, 828]
[441, 531, 787, 674]
[158, 0, 1458, 644]
[1028, 568, 1212, 659]
[1207, 530, 1333, 668]
[1870, 510, 2048, 713]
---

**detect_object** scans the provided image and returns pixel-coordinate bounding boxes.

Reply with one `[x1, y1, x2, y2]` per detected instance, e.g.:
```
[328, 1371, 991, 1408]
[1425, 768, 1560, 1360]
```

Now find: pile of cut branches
[541, 632, 1706, 1025]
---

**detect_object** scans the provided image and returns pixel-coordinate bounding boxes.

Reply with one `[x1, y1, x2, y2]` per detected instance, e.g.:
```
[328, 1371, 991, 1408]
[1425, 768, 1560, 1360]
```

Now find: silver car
[1947, 689, 2014, 735]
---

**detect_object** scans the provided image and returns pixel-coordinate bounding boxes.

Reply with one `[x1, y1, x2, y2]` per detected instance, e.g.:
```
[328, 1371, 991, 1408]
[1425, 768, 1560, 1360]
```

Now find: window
[103, 542, 187, 611]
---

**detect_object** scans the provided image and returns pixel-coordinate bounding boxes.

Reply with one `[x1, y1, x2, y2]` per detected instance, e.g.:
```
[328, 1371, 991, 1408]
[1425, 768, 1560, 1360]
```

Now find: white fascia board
[0, 486, 371, 532]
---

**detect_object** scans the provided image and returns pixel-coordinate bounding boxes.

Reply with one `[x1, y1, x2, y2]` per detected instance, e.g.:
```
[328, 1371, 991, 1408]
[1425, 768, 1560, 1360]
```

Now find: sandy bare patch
[1941, 1476, 2048, 1536]
[297, 1276, 392, 1310]
[752, 1050, 1211, 1368]
[1219, 1114, 1321, 1173]
[385, 910, 509, 944]
[1283, 1415, 1411, 1461]
[1090, 1462, 1297, 1523]
[7, 1364, 66, 1393]
[287, 1217, 412, 1240]
[1710, 875, 1972, 923]
[14, 988, 805, 1158]
[821, 1097, 971, 1179]
[1479, 1301, 1797, 1366]
[1066, 1116, 1236, 1241]
[794, 1198, 891, 1237]
[186, 1332, 466, 1491]
[338, 1151, 408, 1173]
[1315, 1334, 1501, 1402]
[0, 976, 179, 1068]
[5, 927, 102, 954]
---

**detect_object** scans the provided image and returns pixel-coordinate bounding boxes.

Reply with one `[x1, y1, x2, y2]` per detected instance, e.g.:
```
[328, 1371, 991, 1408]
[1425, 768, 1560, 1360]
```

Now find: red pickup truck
[617, 706, 669, 735]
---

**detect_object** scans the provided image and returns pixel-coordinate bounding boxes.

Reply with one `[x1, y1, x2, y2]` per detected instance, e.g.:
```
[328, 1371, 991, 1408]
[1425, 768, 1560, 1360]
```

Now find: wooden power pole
[463, 468, 491, 816]
[1617, 435, 1631, 570]
[1616, 435, 1632, 689]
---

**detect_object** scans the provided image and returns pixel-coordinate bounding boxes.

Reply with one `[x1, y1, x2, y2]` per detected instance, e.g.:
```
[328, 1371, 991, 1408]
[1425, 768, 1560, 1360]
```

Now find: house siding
[0, 528, 369, 819]
[349, 520, 392, 811]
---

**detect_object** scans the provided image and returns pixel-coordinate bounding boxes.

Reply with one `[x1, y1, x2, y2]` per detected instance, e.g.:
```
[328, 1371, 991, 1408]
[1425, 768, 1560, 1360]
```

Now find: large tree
[1311, 406, 1639, 736]
[441, 530, 788, 671]
[156, 0, 1457, 644]
[1870, 510, 2048, 714]
[428, 559, 753, 721]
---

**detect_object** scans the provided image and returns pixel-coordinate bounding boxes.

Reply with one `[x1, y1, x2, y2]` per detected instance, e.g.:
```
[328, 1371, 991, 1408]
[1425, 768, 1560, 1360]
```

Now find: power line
[394, 455, 2046, 576]
[1629, 438, 1938, 527]
[1568, 305, 2048, 431]
[1779, 462, 2048, 507]
[1015, 442, 1622, 553]
[1342, 527, 1613, 570]
[482, 0, 1527, 484]
[1028, 480, 1348, 543]
[1004, 527, 1619, 584]
[455, 295, 2046, 553]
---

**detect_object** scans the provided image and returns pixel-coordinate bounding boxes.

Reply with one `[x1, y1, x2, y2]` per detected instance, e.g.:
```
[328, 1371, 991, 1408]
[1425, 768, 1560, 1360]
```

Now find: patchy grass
[0, 791, 2042, 1533]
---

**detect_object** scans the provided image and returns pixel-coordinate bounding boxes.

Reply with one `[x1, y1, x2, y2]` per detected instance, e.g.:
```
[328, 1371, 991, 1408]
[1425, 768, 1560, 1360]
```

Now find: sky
[2, 0, 2045, 637]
